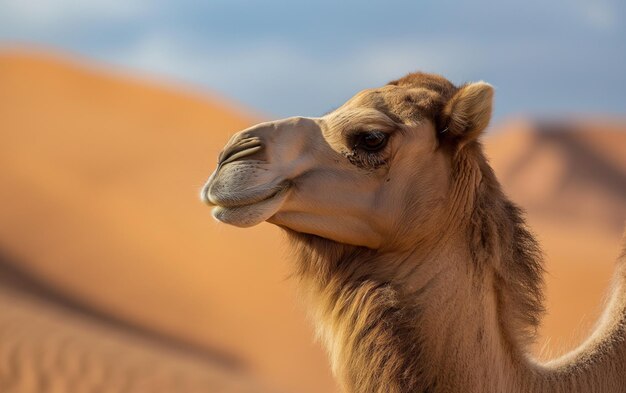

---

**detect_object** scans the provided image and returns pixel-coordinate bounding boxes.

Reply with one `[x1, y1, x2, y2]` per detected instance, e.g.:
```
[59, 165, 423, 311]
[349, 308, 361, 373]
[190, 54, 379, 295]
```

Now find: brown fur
[206, 72, 626, 392]
[288, 74, 626, 392]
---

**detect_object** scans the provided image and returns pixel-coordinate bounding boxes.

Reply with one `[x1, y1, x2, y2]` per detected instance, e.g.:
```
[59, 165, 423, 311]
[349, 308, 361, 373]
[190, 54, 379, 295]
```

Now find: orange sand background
[0, 50, 624, 393]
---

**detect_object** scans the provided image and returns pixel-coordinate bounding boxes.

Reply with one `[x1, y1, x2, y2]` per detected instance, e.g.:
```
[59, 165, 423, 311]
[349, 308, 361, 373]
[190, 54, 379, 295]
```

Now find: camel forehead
[342, 86, 400, 112]
[343, 86, 394, 107]
[339, 85, 442, 124]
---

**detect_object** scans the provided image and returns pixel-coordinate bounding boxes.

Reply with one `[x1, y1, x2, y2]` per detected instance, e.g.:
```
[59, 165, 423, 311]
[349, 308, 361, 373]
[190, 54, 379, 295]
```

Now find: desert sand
[0, 49, 624, 392]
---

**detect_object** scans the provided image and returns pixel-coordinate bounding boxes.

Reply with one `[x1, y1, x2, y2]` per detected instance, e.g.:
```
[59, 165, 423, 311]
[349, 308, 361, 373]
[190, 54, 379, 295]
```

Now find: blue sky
[1, 0, 625, 120]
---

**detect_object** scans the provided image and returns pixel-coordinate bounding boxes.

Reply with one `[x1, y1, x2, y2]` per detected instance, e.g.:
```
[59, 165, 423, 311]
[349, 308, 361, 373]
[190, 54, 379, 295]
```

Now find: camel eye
[354, 131, 389, 152]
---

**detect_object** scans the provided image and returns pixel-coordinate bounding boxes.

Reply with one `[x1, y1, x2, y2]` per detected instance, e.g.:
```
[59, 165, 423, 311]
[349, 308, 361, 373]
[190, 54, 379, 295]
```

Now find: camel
[200, 72, 626, 393]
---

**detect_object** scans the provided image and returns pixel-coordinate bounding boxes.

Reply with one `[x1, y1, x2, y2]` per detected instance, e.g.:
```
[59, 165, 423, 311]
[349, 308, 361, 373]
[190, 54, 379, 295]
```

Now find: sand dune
[0, 50, 624, 392]
[0, 260, 276, 393]
[0, 50, 334, 393]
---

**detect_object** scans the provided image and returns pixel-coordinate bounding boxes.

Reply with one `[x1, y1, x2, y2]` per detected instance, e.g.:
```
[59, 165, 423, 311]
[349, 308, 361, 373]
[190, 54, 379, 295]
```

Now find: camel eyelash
[345, 140, 389, 170]
[345, 150, 388, 170]
[342, 129, 393, 169]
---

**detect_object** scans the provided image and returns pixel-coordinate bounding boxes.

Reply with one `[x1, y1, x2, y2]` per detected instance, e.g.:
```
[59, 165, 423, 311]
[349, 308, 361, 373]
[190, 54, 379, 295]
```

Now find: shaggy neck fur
[288, 144, 626, 393]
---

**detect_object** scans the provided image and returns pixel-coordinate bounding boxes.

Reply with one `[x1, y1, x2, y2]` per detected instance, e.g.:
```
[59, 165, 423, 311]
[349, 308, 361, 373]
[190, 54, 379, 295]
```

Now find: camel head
[201, 73, 493, 250]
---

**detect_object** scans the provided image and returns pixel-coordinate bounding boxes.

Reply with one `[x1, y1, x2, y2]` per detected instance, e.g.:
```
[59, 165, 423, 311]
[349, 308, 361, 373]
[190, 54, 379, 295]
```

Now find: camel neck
[293, 235, 527, 393]
[399, 241, 533, 393]
[288, 146, 539, 392]
[290, 145, 626, 392]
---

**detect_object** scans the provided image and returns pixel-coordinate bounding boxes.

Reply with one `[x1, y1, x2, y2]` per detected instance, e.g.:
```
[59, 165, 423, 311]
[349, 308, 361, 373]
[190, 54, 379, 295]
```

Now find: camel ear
[442, 81, 494, 144]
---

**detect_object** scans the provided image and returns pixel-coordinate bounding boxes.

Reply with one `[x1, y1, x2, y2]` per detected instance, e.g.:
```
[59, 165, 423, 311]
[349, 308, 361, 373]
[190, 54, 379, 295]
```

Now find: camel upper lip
[205, 181, 291, 209]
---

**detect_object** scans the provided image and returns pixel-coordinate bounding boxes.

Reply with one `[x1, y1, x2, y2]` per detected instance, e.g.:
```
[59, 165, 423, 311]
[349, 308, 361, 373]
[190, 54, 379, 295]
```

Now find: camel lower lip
[211, 185, 289, 227]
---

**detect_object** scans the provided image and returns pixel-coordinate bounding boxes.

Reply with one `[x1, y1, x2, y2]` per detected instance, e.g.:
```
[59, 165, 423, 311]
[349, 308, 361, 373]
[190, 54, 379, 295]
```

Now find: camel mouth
[210, 182, 291, 227]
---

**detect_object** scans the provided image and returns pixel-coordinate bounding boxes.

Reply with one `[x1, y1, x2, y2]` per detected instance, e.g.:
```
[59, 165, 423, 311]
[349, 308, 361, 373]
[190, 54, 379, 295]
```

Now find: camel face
[202, 83, 457, 250]
[202, 74, 495, 249]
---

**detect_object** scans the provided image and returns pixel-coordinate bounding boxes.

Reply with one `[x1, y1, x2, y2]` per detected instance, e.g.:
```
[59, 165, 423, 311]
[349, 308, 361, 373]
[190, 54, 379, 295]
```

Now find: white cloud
[0, 0, 152, 31]
[101, 31, 485, 116]
[576, 0, 618, 32]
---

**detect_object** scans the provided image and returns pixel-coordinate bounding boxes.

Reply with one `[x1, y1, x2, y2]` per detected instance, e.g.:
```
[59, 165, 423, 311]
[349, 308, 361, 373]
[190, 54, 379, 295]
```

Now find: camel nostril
[218, 137, 264, 166]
